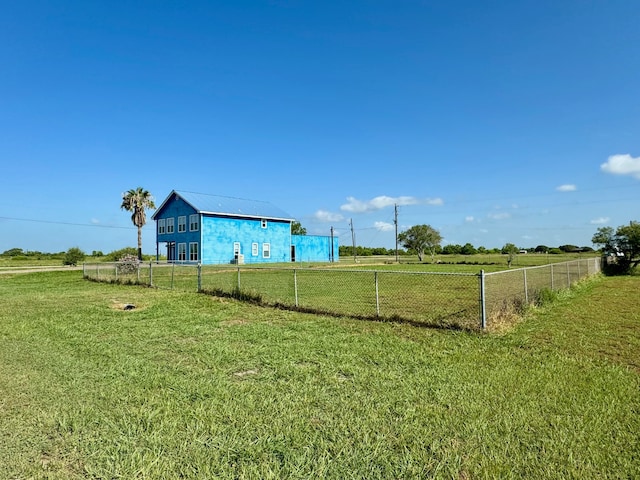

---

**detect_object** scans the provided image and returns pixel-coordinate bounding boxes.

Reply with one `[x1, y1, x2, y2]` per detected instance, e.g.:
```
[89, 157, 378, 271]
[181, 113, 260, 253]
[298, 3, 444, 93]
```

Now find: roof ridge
[176, 189, 274, 205]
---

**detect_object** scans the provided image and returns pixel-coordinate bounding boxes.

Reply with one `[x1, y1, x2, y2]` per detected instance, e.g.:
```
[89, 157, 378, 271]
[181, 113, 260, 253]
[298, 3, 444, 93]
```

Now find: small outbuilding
[152, 190, 338, 264]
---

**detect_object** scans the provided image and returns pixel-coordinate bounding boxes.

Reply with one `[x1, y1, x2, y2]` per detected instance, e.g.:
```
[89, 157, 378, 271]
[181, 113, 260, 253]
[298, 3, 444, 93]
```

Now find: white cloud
[601, 154, 640, 179]
[340, 195, 442, 213]
[341, 195, 415, 213]
[374, 221, 394, 232]
[314, 210, 344, 222]
[590, 217, 610, 225]
[556, 184, 577, 192]
[488, 212, 511, 220]
[465, 216, 475, 222]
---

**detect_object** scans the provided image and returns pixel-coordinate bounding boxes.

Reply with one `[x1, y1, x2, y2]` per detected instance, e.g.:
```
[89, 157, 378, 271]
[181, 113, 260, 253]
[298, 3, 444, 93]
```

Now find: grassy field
[0, 270, 638, 478]
[85, 256, 600, 331]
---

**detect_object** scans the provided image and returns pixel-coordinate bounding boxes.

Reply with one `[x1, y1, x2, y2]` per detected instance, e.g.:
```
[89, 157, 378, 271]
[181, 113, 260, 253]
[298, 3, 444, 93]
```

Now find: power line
[0, 216, 138, 230]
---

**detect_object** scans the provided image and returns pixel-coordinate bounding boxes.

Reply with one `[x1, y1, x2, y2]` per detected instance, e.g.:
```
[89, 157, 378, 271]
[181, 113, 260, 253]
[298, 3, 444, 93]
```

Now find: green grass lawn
[0, 271, 638, 479]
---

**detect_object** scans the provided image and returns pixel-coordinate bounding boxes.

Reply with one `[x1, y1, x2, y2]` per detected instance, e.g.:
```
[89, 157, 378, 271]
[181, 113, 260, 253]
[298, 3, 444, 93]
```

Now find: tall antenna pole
[394, 204, 399, 263]
[350, 218, 356, 262]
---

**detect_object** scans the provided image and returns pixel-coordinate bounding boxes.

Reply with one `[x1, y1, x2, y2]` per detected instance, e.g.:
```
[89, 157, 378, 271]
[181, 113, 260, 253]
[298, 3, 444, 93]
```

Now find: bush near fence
[83, 257, 601, 330]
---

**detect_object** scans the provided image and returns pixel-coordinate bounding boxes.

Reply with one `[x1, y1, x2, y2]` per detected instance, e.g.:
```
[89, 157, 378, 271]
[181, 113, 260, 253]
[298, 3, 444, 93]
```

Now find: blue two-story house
[152, 190, 338, 264]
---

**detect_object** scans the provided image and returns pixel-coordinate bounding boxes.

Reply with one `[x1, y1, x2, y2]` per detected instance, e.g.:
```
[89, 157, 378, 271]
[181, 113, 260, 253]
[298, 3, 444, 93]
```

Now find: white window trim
[251, 242, 258, 256]
[166, 217, 175, 234]
[189, 214, 199, 232]
[261, 219, 267, 229]
[189, 242, 198, 261]
[262, 242, 270, 259]
[158, 219, 166, 234]
[178, 216, 187, 233]
[177, 243, 186, 261]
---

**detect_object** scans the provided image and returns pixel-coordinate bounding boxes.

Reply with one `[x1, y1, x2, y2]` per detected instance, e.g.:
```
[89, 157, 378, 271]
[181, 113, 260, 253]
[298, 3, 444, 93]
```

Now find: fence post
[294, 269, 298, 307]
[115, 264, 118, 282]
[479, 270, 486, 330]
[523, 269, 528, 304]
[171, 262, 175, 289]
[197, 264, 202, 292]
[550, 264, 554, 291]
[374, 271, 380, 317]
[137, 263, 140, 283]
[577, 260, 581, 279]
[237, 266, 241, 290]
[149, 261, 153, 286]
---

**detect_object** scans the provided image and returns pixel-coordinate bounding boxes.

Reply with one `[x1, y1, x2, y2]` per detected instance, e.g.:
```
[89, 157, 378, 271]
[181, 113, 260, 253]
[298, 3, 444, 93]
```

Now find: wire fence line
[83, 257, 601, 330]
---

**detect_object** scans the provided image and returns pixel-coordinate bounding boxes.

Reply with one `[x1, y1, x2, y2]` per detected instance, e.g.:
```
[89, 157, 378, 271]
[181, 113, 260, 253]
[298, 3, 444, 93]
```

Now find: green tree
[501, 243, 519, 267]
[397, 224, 442, 263]
[460, 242, 477, 255]
[592, 226, 615, 252]
[121, 187, 156, 260]
[1, 248, 24, 257]
[291, 221, 307, 235]
[63, 247, 85, 266]
[592, 222, 640, 274]
[441, 244, 462, 255]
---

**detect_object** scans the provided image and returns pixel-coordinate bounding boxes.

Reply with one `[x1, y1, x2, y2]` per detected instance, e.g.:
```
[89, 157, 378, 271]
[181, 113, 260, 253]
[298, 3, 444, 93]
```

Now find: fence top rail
[483, 257, 595, 277]
[200, 265, 478, 276]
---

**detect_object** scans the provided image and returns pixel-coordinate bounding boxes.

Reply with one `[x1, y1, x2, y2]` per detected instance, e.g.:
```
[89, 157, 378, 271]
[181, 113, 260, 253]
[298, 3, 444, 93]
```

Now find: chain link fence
[84, 257, 601, 330]
[482, 257, 601, 328]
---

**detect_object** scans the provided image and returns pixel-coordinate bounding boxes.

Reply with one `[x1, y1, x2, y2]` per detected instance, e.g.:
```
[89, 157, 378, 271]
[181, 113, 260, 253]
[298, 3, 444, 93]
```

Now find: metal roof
[154, 190, 294, 222]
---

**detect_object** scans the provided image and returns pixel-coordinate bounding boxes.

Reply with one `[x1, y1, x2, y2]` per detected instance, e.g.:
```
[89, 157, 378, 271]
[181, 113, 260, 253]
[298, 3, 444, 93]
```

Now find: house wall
[201, 216, 292, 264]
[154, 192, 337, 265]
[155, 195, 201, 261]
[291, 234, 339, 263]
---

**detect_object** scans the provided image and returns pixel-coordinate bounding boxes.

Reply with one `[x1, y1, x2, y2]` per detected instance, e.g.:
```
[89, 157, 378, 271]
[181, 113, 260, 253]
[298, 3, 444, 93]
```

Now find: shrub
[106, 247, 138, 261]
[63, 247, 86, 266]
[117, 254, 140, 275]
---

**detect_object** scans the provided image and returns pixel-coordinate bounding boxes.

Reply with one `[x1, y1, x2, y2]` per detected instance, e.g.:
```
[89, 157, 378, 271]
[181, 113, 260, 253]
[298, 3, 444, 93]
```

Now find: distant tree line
[338, 243, 594, 258]
[1, 247, 154, 265]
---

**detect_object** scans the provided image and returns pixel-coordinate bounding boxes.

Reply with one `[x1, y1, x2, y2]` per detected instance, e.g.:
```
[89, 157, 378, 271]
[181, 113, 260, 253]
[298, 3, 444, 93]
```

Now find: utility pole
[350, 218, 356, 262]
[330, 226, 334, 262]
[394, 204, 399, 263]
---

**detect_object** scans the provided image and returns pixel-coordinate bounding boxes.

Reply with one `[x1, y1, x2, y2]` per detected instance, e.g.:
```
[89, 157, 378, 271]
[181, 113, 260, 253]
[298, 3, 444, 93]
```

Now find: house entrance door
[167, 242, 176, 262]
[290, 245, 296, 262]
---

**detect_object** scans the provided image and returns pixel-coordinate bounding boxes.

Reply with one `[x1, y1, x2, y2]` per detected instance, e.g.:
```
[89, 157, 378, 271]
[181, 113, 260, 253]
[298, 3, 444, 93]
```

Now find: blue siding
[291, 235, 339, 262]
[153, 190, 338, 265]
[155, 195, 201, 261]
[201, 216, 291, 264]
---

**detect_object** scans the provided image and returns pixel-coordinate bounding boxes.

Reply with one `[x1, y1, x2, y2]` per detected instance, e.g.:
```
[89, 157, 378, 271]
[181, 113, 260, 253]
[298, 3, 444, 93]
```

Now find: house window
[262, 243, 270, 259]
[261, 219, 267, 229]
[166, 217, 175, 234]
[178, 216, 186, 233]
[189, 214, 199, 232]
[233, 242, 241, 255]
[177, 243, 186, 261]
[252, 243, 258, 256]
[158, 219, 166, 234]
[189, 243, 198, 261]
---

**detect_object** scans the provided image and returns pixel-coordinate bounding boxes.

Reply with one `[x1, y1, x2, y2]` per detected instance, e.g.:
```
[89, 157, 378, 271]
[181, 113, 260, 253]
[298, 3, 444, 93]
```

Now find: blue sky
[1, 0, 639, 254]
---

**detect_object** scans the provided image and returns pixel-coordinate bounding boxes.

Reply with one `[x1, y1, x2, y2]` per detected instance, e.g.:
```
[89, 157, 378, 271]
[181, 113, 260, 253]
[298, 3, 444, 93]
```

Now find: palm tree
[121, 187, 156, 260]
